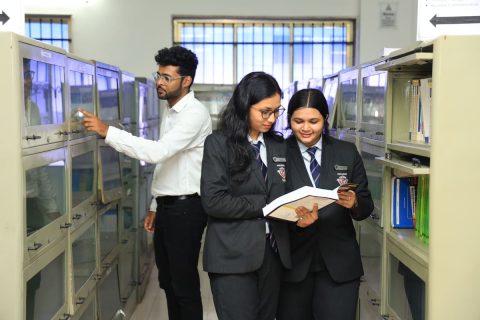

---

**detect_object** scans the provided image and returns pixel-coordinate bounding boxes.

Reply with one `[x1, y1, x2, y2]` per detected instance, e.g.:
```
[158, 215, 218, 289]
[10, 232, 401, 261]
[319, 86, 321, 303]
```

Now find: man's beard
[157, 84, 182, 101]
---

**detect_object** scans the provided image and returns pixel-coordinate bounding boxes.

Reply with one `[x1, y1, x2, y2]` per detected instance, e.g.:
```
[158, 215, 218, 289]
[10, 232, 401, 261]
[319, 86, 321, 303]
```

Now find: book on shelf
[408, 78, 432, 144]
[420, 78, 432, 144]
[415, 175, 430, 243]
[262, 184, 357, 222]
[391, 176, 416, 228]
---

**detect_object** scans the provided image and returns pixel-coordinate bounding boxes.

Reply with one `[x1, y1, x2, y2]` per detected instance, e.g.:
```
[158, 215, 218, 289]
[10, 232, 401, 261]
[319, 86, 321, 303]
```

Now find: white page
[262, 186, 339, 222]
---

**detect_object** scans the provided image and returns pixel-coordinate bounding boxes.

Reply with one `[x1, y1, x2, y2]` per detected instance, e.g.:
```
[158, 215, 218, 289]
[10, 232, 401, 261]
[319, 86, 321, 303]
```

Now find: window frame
[25, 14, 72, 52]
[172, 16, 355, 86]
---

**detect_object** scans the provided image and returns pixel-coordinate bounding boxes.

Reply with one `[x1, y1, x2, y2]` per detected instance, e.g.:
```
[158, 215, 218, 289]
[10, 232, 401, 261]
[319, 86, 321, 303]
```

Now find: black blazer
[283, 135, 373, 283]
[201, 131, 291, 274]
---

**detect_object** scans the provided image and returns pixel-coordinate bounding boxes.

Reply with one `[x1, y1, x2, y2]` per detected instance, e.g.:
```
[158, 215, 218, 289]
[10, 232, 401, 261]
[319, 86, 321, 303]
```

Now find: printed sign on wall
[380, 2, 398, 28]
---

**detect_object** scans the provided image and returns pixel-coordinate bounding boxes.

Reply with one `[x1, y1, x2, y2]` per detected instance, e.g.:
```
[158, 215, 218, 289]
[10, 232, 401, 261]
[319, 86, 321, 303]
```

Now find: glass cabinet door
[360, 146, 384, 226]
[119, 237, 136, 301]
[99, 205, 119, 262]
[97, 74, 120, 122]
[24, 148, 67, 242]
[120, 73, 135, 125]
[26, 253, 65, 320]
[72, 150, 95, 209]
[360, 70, 386, 141]
[388, 254, 426, 320]
[339, 78, 357, 128]
[25, 160, 66, 236]
[359, 220, 382, 303]
[72, 224, 97, 294]
[98, 264, 121, 320]
[23, 58, 65, 127]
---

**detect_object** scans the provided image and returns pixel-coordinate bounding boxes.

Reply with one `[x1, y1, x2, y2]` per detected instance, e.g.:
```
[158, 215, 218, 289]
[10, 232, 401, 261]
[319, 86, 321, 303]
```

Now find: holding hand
[336, 190, 357, 209]
[295, 203, 318, 228]
[79, 109, 109, 138]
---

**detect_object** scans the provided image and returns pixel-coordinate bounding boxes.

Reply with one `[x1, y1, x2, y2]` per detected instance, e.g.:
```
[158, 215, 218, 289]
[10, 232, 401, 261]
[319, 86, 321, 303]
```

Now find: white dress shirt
[297, 136, 323, 187]
[105, 91, 212, 211]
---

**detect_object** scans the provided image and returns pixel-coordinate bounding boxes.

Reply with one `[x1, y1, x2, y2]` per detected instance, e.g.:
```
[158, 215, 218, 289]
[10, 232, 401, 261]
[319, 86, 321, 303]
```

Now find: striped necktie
[251, 141, 278, 253]
[251, 142, 267, 181]
[307, 147, 320, 188]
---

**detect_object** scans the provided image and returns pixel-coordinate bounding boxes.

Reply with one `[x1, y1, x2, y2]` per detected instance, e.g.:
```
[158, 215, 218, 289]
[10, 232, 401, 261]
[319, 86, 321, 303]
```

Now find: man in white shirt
[81, 46, 212, 320]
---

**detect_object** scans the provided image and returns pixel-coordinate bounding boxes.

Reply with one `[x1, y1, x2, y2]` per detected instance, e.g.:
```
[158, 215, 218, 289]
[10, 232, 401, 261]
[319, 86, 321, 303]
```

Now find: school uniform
[277, 135, 374, 320]
[201, 131, 291, 320]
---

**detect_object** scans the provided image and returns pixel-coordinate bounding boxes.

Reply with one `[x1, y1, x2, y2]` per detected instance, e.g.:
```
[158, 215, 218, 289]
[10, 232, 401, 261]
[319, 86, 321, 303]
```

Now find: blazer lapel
[319, 136, 333, 189]
[287, 137, 312, 187]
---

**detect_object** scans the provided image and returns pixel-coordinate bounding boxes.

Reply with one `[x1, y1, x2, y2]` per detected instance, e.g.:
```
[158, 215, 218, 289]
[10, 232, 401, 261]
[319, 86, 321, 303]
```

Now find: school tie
[251, 142, 268, 181]
[307, 147, 321, 188]
[251, 142, 278, 253]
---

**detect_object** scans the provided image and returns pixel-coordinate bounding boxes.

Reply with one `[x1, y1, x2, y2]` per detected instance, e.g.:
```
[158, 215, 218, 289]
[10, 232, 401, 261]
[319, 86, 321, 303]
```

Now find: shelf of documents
[375, 157, 429, 175]
[375, 52, 433, 72]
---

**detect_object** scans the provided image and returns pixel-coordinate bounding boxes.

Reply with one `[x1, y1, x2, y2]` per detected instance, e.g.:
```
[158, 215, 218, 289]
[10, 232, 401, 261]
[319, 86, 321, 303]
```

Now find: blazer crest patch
[337, 175, 348, 186]
[276, 165, 286, 182]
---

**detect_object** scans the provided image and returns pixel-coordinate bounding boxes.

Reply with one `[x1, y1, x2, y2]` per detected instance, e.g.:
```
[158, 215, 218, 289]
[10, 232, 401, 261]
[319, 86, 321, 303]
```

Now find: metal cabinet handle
[25, 134, 42, 140]
[59, 313, 71, 320]
[28, 242, 43, 251]
[72, 214, 82, 220]
[60, 223, 72, 229]
[75, 297, 86, 305]
[370, 298, 380, 306]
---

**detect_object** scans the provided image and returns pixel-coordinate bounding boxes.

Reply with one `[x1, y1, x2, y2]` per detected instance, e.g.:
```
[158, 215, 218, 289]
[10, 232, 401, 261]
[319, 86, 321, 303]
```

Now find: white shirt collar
[297, 135, 323, 154]
[248, 132, 265, 146]
[170, 90, 195, 112]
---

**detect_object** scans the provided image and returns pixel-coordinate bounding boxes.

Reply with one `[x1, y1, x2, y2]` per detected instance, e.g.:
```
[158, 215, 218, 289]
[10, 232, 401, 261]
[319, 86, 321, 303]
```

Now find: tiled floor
[130, 263, 218, 320]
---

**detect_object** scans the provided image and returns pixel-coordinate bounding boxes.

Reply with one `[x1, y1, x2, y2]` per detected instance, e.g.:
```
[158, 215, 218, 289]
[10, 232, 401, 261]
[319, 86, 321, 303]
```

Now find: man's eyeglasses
[24, 71, 35, 80]
[256, 106, 285, 119]
[152, 72, 185, 84]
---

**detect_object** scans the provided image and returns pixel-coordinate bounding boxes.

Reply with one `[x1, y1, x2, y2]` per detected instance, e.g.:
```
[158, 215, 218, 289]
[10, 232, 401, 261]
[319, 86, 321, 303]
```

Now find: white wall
[359, 0, 418, 63]
[24, 0, 417, 78]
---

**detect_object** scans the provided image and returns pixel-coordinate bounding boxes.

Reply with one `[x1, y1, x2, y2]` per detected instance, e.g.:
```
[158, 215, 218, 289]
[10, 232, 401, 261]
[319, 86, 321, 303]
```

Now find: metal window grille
[173, 18, 354, 88]
[25, 15, 71, 52]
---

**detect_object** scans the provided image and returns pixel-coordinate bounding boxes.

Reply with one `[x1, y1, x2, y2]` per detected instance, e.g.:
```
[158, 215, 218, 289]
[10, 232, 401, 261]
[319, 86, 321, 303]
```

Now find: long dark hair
[287, 88, 330, 136]
[219, 71, 282, 176]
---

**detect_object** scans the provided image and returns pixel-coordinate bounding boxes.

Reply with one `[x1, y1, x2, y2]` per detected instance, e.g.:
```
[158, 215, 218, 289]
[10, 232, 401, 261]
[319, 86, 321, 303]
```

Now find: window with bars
[173, 18, 354, 88]
[25, 15, 71, 51]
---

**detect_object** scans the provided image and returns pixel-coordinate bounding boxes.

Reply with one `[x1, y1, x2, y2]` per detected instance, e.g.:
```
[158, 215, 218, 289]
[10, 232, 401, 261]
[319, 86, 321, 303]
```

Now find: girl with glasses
[200, 72, 316, 320]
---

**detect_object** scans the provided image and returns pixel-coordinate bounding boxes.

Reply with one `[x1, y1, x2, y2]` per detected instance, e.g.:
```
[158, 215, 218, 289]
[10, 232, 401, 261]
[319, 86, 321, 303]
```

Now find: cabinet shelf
[360, 136, 385, 148]
[388, 141, 430, 157]
[387, 228, 429, 268]
[375, 53, 433, 72]
[375, 157, 430, 175]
